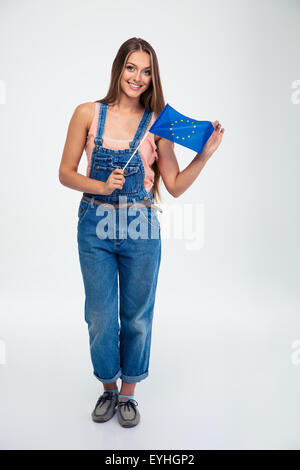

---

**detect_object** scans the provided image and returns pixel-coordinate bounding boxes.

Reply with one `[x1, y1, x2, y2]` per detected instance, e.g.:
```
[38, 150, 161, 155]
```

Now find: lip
[128, 82, 142, 90]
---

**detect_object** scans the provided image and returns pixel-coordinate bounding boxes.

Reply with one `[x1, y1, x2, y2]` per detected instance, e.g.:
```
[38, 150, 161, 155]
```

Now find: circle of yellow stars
[170, 119, 196, 140]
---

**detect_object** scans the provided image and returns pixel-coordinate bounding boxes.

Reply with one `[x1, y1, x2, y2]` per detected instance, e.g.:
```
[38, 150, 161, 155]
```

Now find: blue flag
[148, 103, 214, 154]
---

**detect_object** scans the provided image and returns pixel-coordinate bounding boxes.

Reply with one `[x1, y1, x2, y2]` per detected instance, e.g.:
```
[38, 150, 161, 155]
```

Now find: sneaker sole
[119, 422, 139, 428]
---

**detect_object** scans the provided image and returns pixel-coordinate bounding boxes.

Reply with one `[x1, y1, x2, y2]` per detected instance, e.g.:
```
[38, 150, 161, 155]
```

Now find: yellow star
[182, 137, 185, 139]
[170, 128, 172, 130]
[193, 125, 196, 128]
[181, 119, 183, 121]
[188, 135, 190, 138]
[176, 136, 179, 138]
[171, 133, 174, 135]
[175, 121, 177, 123]
[192, 131, 195, 133]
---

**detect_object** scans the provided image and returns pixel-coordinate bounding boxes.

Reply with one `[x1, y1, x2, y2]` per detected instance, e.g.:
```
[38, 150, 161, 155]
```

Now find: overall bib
[77, 103, 162, 384]
[83, 101, 156, 205]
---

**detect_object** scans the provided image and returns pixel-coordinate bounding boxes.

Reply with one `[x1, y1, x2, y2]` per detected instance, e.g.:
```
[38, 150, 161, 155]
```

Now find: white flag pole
[122, 130, 150, 171]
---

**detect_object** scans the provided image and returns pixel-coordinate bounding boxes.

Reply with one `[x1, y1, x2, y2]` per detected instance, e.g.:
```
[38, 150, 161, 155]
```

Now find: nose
[133, 72, 142, 83]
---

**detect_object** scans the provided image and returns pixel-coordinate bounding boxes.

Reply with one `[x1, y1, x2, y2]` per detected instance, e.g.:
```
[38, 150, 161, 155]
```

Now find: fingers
[113, 168, 124, 174]
[218, 124, 225, 134]
[212, 120, 225, 134]
[112, 177, 125, 188]
[112, 168, 124, 180]
[109, 168, 126, 189]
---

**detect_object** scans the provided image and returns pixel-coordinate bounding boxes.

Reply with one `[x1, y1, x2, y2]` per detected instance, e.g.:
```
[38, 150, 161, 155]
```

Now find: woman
[59, 37, 224, 428]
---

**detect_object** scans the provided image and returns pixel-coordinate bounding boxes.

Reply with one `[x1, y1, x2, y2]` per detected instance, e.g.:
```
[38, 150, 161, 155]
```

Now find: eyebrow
[127, 62, 151, 70]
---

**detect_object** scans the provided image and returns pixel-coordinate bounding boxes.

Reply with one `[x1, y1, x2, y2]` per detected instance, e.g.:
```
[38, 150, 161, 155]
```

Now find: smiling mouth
[128, 82, 142, 89]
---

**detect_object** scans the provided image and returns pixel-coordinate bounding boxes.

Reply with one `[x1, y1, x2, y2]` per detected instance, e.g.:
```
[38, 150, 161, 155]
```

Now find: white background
[0, 0, 300, 450]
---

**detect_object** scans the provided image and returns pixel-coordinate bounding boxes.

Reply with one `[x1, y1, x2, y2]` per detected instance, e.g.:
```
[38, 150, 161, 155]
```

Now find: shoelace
[96, 391, 116, 408]
[118, 398, 139, 414]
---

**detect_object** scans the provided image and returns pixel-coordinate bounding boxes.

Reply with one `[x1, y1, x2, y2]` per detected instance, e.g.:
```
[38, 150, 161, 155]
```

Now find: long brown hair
[95, 37, 165, 203]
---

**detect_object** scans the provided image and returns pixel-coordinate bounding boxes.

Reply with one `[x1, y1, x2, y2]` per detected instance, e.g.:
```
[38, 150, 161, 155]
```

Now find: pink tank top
[85, 102, 158, 193]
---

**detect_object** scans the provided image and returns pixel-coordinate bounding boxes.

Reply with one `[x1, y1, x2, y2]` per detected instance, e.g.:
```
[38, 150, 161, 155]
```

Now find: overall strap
[94, 102, 108, 145]
[94, 102, 152, 148]
[130, 108, 153, 149]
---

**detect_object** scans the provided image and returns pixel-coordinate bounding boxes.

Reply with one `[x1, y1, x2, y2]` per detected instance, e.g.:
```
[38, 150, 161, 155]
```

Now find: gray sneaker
[91, 391, 119, 423]
[117, 397, 140, 427]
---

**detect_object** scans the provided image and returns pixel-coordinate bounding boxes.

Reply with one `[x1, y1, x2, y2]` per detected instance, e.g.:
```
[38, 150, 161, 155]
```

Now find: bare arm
[156, 120, 225, 198]
[58, 103, 125, 195]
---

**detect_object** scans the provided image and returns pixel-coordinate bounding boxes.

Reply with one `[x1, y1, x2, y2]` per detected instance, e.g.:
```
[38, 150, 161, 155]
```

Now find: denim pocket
[113, 163, 142, 196]
[90, 162, 142, 196]
[78, 198, 90, 224]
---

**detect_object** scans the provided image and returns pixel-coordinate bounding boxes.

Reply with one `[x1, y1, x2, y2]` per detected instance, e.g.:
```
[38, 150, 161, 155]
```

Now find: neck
[110, 92, 144, 115]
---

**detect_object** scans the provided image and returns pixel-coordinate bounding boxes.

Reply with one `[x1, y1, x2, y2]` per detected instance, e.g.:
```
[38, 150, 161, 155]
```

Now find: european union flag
[148, 103, 214, 154]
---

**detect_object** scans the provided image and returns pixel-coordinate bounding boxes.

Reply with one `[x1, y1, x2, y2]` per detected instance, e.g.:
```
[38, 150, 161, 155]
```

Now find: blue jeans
[77, 197, 162, 383]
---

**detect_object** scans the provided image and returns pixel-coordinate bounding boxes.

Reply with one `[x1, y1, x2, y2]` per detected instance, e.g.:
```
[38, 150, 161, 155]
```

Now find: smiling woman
[58, 36, 224, 430]
[59, 37, 166, 429]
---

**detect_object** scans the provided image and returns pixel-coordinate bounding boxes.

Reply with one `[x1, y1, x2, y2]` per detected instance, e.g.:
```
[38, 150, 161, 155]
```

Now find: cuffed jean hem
[93, 368, 122, 383]
[93, 369, 149, 383]
[121, 371, 149, 383]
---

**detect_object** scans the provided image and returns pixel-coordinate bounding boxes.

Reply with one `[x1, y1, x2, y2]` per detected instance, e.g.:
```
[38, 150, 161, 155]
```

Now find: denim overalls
[77, 102, 162, 384]
[83, 102, 155, 205]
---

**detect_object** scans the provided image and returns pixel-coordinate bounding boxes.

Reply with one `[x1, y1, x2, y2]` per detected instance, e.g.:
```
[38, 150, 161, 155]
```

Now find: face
[120, 50, 152, 97]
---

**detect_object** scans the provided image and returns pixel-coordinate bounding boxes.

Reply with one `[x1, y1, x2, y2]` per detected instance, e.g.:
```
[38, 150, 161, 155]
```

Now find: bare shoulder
[73, 101, 96, 131]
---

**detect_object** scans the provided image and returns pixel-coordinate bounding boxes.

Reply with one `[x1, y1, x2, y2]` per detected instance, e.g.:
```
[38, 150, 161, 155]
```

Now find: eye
[126, 65, 151, 75]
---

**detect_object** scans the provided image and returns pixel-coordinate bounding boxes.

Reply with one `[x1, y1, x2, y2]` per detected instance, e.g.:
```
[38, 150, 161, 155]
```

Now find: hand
[104, 168, 126, 195]
[200, 120, 225, 160]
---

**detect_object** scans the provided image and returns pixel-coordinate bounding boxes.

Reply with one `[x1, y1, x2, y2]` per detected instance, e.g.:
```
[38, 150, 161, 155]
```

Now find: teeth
[129, 82, 141, 88]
